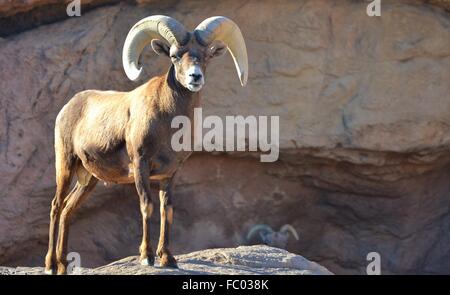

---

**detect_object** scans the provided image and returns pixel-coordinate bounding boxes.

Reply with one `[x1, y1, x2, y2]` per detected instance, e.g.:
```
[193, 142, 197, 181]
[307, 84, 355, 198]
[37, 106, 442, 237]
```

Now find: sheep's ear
[209, 40, 227, 58]
[151, 39, 170, 57]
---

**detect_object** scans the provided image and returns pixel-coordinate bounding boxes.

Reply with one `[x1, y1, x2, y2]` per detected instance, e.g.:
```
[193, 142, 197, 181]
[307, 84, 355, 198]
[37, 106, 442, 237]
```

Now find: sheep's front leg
[133, 157, 155, 266]
[156, 179, 177, 268]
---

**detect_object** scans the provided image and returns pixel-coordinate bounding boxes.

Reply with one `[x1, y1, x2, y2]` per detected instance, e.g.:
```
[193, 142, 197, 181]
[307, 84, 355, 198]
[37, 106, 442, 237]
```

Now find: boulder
[0, 245, 332, 275]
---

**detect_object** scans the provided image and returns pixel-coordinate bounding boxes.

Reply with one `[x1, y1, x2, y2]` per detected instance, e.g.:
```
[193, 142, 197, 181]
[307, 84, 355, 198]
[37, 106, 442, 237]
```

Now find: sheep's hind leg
[55, 176, 98, 275]
[156, 178, 177, 268]
[133, 157, 155, 266]
[44, 155, 75, 274]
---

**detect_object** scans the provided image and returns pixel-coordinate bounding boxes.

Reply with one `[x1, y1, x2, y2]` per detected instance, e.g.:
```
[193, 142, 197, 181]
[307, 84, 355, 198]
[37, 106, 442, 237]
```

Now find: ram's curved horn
[246, 224, 274, 242]
[122, 15, 189, 81]
[194, 16, 248, 86]
[279, 224, 299, 240]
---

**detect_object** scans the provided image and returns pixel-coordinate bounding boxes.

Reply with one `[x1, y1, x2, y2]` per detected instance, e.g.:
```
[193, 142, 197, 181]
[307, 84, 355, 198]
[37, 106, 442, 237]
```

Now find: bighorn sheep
[44, 15, 248, 275]
[246, 224, 300, 249]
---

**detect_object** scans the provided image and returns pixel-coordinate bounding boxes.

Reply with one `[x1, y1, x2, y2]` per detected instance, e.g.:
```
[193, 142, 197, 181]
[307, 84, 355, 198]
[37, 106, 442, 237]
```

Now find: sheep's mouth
[187, 82, 203, 92]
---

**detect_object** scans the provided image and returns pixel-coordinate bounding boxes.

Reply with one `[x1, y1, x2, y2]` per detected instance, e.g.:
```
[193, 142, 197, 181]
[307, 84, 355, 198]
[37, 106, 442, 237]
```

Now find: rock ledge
[0, 245, 332, 275]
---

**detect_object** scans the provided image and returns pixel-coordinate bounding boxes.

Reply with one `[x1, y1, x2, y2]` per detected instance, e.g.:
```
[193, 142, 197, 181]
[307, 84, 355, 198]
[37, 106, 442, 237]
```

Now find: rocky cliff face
[0, 0, 449, 274]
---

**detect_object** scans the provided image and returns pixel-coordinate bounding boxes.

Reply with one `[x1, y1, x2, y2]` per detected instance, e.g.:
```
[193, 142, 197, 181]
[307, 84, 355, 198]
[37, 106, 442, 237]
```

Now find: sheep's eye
[171, 55, 180, 61]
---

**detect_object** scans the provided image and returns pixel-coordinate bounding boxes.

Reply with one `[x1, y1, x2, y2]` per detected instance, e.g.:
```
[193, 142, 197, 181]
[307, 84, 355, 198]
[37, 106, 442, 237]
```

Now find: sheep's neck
[161, 65, 201, 115]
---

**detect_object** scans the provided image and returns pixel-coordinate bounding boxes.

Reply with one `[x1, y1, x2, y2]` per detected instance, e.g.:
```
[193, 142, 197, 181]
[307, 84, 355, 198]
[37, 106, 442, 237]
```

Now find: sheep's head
[246, 224, 300, 249]
[150, 37, 227, 92]
[122, 15, 248, 92]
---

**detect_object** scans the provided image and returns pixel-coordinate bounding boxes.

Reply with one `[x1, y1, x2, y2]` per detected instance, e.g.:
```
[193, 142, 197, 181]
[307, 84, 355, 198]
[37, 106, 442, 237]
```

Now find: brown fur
[44, 37, 228, 274]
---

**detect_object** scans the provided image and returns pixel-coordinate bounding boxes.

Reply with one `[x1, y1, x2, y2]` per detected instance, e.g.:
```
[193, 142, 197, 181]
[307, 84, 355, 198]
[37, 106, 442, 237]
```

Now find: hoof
[140, 256, 155, 266]
[44, 268, 55, 275]
[160, 254, 178, 268]
[56, 263, 67, 275]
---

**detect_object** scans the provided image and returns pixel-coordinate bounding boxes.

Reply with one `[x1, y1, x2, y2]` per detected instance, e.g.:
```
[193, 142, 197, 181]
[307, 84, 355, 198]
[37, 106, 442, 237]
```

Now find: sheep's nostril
[190, 73, 202, 82]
